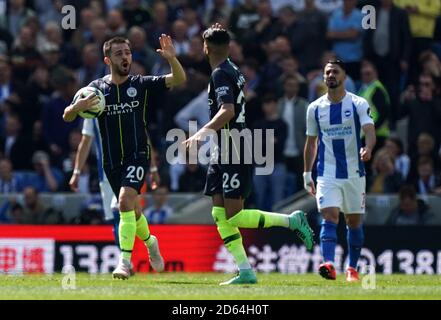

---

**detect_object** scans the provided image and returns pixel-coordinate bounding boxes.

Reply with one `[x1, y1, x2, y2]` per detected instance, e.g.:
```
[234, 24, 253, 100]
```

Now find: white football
[72, 86, 106, 119]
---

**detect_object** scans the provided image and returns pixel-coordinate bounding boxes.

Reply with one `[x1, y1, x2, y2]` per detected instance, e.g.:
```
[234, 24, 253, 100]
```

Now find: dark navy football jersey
[88, 74, 167, 169]
[208, 59, 251, 164]
[208, 59, 246, 129]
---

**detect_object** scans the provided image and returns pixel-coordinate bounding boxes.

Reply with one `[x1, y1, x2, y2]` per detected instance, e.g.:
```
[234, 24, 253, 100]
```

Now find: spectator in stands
[203, 0, 232, 26]
[412, 156, 441, 196]
[71, 195, 105, 225]
[107, 9, 127, 38]
[249, 0, 279, 47]
[260, 36, 292, 93]
[70, 7, 96, 52]
[30, 120, 50, 156]
[0, 55, 13, 105]
[40, 42, 62, 72]
[10, 26, 42, 84]
[24, 67, 52, 120]
[44, 22, 80, 70]
[128, 26, 159, 74]
[178, 163, 206, 193]
[90, 18, 109, 49]
[0, 198, 24, 224]
[0, 26, 13, 55]
[0, 113, 32, 170]
[407, 133, 440, 183]
[19, 186, 64, 224]
[171, 19, 190, 57]
[387, 184, 436, 225]
[327, 0, 364, 81]
[182, 6, 203, 39]
[384, 136, 411, 181]
[395, 0, 441, 82]
[278, 76, 307, 193]
[276, 56, 307, 98]
[317, 0, 342, 17]
[240, 59, 263, 127]
[0, 0, 35, 38]
[38, 0, 64, 27]
[358, 59, 390, 150]
[122, 0, 152, 29]
[143, 185, 174, 224]
[27, 151, 64, 192]
[363, 0, 411, 129]
[253, 95, 288, 210]
[228, 0, 259, 44]
[399, 73, 441, 158]
[77, 44, 107, 87]
[42, 67, 82, 166]
[368, 148, 403, 194]
[146, 1, 171, 49]
[0, 157, 24, 193]
[229, 39, 245, 65]
[418, 50, 441, 92]
[291, 0, 328, 74]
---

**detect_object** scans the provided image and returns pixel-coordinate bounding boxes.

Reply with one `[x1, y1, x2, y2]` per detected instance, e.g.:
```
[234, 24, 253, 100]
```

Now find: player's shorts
[204, 163, 253, 199]
[104, 156, 149, 198]
[316, 176, 366, 214]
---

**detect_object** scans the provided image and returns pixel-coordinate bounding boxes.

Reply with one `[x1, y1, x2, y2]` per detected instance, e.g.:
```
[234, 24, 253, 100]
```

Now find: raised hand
[156, 34, 176, 61]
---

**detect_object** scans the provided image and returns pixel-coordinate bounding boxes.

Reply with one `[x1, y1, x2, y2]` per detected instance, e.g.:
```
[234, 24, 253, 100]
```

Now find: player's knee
[225, 208, 241, 220]
[118, 193, 136, 212]
[346, 219, 363, 229]
[322, 213, 339, 225]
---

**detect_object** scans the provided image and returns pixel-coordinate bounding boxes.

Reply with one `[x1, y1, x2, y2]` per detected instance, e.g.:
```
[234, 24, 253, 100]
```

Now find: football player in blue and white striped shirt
[303, 60, 376, 282]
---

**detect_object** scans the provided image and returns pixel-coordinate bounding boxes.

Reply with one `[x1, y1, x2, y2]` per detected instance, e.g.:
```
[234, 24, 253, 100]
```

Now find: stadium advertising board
[0, 225, 440, 274]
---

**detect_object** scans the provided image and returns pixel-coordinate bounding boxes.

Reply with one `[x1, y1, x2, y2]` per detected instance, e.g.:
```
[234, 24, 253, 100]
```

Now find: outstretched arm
[156, 34, 187, 88]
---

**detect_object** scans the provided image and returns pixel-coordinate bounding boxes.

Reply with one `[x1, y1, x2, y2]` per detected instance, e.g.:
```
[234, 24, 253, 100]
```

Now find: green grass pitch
[0, 273, 440, 300]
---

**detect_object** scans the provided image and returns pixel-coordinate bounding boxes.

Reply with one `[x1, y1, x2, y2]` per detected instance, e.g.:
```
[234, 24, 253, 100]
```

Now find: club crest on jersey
[127, 87, 137, 97]
[344, 110, 352, 118]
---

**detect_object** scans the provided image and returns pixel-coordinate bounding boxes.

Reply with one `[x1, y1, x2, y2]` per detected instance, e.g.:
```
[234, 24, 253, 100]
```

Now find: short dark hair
[202, 27, 231, 46]
[103, 37, 131, 57]
[326, 59, 347, 73]
[399, 184, 417, 201]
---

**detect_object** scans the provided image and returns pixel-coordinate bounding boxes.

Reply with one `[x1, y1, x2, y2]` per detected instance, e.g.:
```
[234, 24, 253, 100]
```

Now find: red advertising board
[0, 225, 223, 274]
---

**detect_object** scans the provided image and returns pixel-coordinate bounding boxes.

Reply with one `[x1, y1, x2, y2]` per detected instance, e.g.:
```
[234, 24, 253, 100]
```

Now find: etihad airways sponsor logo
[105, 101, 140, 115]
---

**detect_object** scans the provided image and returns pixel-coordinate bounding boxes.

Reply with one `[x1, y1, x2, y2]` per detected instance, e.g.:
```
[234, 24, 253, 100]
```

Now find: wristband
[73, 169, 81, 175]
[303, 172, 312, 183]
[150, 167, 158, 173]
[303, 172, 313, 193]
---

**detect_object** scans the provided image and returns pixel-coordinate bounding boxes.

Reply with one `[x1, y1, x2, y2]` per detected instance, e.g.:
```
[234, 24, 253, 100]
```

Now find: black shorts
[204, 163, 253, 199]
[105, 156, 149, 197]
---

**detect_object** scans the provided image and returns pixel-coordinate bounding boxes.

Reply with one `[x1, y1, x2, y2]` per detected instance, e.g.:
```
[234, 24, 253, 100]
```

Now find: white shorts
[316, 176, 366, 214]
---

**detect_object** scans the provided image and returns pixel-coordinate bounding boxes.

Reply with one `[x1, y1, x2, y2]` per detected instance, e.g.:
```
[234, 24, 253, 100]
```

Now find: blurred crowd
[1, 0, 441, 222]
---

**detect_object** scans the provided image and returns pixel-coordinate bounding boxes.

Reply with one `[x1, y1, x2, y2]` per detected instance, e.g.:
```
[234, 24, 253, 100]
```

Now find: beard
[112, 62, 131, 76]
[326, 78, 341, 89]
